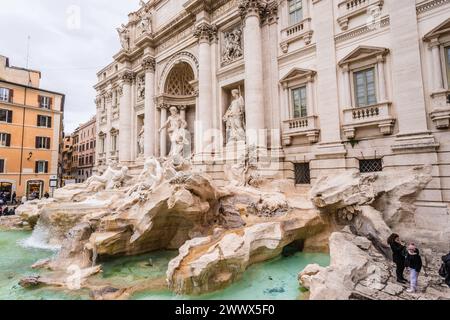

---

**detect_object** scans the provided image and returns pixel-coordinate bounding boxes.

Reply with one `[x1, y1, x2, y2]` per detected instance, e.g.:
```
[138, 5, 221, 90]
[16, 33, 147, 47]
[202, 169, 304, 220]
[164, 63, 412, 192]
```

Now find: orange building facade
[0, 55, 64, 199]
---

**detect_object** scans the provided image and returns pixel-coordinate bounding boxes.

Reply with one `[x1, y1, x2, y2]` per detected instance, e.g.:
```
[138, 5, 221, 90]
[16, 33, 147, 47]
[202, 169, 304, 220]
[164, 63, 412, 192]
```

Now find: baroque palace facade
[95, 0, 450, 240]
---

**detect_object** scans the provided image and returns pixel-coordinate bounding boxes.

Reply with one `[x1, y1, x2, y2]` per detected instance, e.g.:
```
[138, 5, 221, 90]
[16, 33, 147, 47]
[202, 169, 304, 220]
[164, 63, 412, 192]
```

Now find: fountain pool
[0, 230, 329, 300]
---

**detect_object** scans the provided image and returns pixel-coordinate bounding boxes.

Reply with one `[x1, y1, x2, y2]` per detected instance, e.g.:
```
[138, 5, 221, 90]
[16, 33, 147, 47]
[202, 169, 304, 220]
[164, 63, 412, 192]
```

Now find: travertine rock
[311, 166, 432, 223]
[167, 209, 326, 295]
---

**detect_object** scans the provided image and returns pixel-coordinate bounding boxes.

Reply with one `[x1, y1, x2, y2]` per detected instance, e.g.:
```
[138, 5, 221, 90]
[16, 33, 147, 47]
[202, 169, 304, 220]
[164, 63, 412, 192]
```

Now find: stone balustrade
[280, 18, 313, 53]
[282, 115, 320, 145]
[343, 102, 395, 138]
[337, 0, 384, 30]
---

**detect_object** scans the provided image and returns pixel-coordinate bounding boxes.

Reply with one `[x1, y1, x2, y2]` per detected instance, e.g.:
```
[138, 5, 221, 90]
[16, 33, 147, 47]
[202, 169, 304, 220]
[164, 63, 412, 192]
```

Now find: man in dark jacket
[442, 252, 450, 288]
[405, 243, 423, 293]
[388, 234, 407, 283]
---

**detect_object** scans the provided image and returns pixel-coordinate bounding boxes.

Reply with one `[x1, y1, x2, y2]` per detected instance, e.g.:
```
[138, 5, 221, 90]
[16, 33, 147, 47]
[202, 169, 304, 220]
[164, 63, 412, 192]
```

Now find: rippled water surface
[0, 231, 329, 300]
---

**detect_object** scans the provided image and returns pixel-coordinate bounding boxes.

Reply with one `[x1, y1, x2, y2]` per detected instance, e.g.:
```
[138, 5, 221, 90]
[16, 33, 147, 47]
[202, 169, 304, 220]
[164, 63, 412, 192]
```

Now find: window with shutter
[37, 115, 51, 128]
[9, 89, 14, 103]
[39, 96, 51, 109]
[0, 159, 4, 173]
[0, 88, 10, 102]
[35, 161, 48, 174]
[0, 109, 12, 123]
[36, 137, 51, 149]
[0, 133, 11, 147]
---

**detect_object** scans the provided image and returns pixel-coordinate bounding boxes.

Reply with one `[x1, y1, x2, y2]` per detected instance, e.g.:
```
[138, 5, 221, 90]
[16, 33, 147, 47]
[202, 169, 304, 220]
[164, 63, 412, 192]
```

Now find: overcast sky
[0, 0, 140, 133]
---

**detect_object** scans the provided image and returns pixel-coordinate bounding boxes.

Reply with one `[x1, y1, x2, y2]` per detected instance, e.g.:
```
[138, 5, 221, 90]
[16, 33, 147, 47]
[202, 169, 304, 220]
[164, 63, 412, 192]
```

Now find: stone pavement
[351, 247, 450, 300]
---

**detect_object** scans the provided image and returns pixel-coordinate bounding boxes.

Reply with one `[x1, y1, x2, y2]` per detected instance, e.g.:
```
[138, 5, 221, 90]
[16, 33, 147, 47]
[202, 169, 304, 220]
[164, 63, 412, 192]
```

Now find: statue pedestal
[223, 140, 247, 163]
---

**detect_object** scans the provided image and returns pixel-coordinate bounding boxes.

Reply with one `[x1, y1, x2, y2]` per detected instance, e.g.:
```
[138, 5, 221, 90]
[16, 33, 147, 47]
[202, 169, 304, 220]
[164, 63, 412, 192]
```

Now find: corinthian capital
[238, 0, 268, 20]
[193, 22, 218, 44]
[142, 57, 156, 72]
[121, 71, 135, 83]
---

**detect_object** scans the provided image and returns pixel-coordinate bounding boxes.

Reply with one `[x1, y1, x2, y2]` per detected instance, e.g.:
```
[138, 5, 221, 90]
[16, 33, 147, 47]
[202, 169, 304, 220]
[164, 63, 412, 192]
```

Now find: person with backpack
[387, 233, 408, 284]
[441, 252, 450, 288]
[405, 243, 423, 293]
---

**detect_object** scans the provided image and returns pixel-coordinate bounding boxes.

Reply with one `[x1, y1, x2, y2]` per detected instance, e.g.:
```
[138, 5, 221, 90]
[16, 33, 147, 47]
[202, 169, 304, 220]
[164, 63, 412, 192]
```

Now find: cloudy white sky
[0, 0, 141, 133]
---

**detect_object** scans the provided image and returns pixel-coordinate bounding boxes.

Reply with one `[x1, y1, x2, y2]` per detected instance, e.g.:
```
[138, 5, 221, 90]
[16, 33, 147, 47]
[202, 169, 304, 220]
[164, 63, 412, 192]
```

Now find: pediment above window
[424, 18, 450, 42]
[280, 68, 316, 86]
[110, 128, 119, 135]
[339, 46, 389, 67]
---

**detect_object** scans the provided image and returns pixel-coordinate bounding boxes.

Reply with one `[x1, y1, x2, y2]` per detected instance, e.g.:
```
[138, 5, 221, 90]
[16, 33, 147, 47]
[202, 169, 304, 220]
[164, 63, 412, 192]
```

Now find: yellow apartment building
[0, 55, 64, 199]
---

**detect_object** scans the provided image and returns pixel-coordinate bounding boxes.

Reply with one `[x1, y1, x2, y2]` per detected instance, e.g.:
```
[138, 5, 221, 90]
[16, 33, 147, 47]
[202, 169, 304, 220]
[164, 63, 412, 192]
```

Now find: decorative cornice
[142, 57, 156, 72]
[335, 15, 390, 44]
[416, 0, 450, 14]
[193, 22, 218, 43]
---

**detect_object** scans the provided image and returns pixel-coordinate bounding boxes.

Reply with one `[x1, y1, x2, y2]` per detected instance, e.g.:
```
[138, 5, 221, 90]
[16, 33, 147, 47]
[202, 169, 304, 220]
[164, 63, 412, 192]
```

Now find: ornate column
[430, 39, 444, 92]
[377, 55, 387, 102]
[142, 57, 156, 157]
[159, 105, 168, 157]
[119, 71, 134, 163]
[342, 64, 351, 107]
[194, 22, 217, 157]
[306, 76, 315, 116]
[239, 0, 267, 148]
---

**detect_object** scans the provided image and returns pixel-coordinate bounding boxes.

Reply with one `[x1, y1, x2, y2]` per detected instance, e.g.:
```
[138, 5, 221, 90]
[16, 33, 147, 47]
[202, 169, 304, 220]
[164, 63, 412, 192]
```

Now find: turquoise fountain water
[0, 230, 329, 300]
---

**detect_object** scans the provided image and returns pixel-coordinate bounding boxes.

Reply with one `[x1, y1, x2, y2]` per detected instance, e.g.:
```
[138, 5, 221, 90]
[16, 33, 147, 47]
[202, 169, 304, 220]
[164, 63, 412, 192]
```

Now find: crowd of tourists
[388, 233, 450, 293]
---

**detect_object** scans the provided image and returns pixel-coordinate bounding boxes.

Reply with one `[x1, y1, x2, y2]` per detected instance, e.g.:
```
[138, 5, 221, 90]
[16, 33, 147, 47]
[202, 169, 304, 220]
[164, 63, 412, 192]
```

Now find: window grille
[359, 159, 383, 173]
[295, 163, 311, 184]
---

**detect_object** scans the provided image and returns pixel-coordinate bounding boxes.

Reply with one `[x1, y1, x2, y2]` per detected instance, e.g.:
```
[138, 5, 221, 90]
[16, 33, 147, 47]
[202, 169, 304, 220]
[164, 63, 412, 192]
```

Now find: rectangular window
[0, 133, 11, 147]
[0, 159, 4, 173]
[354, 67, 377, 107]
[0, 88, 12, 103]
[39, 96, 52, 109]
[35, 161, 49, 174]
[292, 86, 308, 118]
[294, 163, 311, 184]
[289, 0, 303, 25]
[37, 115, 52, 128]
[0, 109, 13, 123]
[35, 137, 51, 149]
[359, 159, 383, 173]
[446, 47, 450, 89]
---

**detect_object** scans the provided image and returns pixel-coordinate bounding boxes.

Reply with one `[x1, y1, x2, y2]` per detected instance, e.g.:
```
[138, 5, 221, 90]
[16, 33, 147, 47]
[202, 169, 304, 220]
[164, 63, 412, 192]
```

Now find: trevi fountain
[1, 93, 449, 300]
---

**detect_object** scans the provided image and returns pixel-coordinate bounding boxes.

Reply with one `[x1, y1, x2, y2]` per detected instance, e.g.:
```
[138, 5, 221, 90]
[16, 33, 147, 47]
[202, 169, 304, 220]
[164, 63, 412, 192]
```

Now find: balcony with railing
[280, 18, 313, 53]
[342, 102, 395, 138]
[282, 115, 320, 145]
[337, 0, 384, 30]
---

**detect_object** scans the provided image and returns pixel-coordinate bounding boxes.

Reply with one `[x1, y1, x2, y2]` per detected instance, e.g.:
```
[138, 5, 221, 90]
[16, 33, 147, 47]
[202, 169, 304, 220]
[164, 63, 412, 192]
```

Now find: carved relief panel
[221, 24, 244, 67]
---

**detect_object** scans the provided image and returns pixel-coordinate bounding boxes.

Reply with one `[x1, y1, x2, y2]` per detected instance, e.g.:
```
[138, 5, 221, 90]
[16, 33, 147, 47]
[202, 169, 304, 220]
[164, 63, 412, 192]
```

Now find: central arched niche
[160, 61, 197, 156]
[164, 62, 195, 96]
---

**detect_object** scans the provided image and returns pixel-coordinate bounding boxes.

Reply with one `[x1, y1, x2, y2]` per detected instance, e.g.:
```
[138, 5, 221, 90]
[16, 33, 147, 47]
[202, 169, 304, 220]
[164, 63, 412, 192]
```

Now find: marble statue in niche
[137, 74, 145, 101]
[117, 24, 130, 51]
[138, 127, 145, 156]
[159, 107, 189, 158]
[223, 89, 246, 144]
[222, 27, 243, 66]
